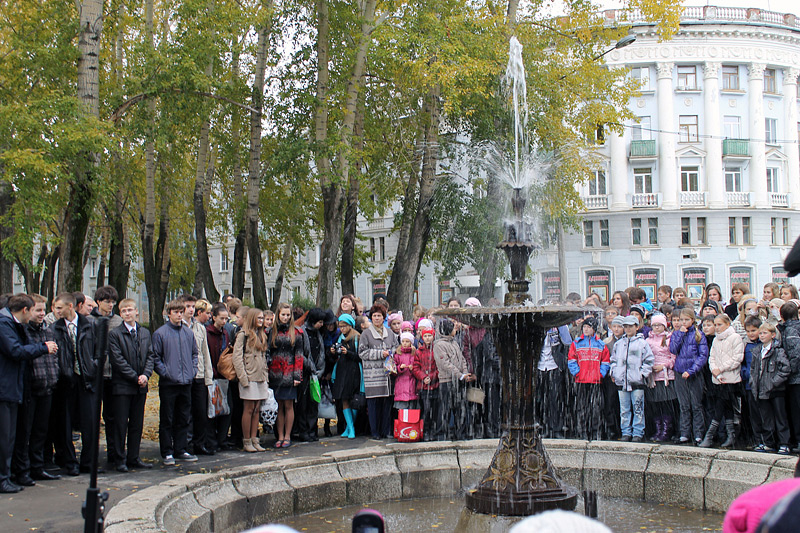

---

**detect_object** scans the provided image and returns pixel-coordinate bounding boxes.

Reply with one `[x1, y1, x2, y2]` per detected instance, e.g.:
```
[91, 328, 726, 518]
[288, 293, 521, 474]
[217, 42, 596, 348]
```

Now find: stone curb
[105, 440, 795, 531]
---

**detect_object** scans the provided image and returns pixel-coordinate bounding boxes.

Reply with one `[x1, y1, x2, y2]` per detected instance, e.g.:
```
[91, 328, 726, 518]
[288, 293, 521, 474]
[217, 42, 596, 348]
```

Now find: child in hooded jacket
[567, 316, 610, 441]
[611, 316, 654, 441]
[412, 327, 439, 441]
[669, 308, 709, 445]
[393, 332, 418, 409]
[646, 314, 677, 442]
[751, 322, 792, 453]
[700, 314, 743, 448]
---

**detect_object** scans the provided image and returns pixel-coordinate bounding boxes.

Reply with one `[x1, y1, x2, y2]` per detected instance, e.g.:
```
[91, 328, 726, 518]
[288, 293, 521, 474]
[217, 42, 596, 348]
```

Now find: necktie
[69, 322, 81, 375]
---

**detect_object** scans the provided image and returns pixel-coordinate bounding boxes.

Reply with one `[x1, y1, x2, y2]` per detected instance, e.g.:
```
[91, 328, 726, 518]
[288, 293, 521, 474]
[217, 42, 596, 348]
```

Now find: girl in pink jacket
[646, 314, 677, 441]
[393, 332, 419, 409]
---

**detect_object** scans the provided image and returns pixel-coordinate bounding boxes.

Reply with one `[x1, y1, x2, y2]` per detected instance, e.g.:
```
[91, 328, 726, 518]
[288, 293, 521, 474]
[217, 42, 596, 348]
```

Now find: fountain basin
[104, 440, 797, 532]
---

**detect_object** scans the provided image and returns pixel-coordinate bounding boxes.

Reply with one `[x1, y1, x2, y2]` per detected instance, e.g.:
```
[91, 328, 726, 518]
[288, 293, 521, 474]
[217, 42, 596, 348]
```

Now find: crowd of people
[3, 280, 800, 497]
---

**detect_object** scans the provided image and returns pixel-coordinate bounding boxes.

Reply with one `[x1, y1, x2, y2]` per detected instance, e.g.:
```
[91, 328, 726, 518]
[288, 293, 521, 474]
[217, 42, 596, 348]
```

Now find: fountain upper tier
[438, 304, 590, 329]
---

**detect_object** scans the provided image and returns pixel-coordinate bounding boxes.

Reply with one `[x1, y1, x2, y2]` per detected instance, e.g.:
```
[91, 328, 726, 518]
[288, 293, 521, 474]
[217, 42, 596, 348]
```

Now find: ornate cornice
[656, 62, 674, 79]
[703, 62, 721, 78]
[748, 63, 766, 80]
[784, 67, 800, 84]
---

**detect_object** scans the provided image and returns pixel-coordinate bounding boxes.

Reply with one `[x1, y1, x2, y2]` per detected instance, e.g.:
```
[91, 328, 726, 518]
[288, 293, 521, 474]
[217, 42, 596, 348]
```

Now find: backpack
[217, 332, 245, 381]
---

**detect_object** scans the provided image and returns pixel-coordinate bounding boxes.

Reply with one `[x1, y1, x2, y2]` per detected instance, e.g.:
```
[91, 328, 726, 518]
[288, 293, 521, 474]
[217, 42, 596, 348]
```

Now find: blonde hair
[759, 322, 777, 334]
[241, 308, 269, 352]
[118, 298, 136, 309]
[195, 299, 212, 314]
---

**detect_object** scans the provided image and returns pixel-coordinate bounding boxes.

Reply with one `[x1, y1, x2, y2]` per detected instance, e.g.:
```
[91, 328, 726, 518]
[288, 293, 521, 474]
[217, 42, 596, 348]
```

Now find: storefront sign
[682, 267, 709, 300]
[585, 269, 611, 302]
[632, 268, 660, 301]
[371, 279, 386, 299]
[729, 266, 753, 294]
[773, 266, 791, 285]
[541, 271, 562, 302]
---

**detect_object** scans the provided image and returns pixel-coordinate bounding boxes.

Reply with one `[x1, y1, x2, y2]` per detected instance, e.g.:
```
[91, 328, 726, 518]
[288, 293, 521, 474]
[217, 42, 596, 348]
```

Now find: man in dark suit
[108, 298, 154, 472]
[50, 292, 98, 476]
[0, 294, 57, 493]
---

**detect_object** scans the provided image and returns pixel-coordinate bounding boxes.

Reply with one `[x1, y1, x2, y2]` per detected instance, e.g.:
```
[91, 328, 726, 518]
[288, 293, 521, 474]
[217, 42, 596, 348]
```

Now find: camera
[332, 343, 344, 353]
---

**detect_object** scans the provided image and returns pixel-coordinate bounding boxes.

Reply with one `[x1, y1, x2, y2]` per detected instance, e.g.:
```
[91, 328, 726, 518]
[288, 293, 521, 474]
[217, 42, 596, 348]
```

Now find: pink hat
[387, 312, 403, 324]
[401, 320, 414, 331]
[723, 478, 800, 533]
[650, 314, 668, 328]
[400, 332, 415, 343]
[464, 297, 481, 307]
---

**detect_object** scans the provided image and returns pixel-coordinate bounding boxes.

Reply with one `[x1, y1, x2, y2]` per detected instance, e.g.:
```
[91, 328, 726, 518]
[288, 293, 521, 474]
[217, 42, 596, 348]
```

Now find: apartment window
[648, 218, 659, 245]
[595, 124, 605, 145]
[370, 238, 376, 259]
[729, 217, 738, 245]
[631, 218, 642, 246]
[681, 166, 699, 192]
[725, 168, 742, 192]
[677, 65, 697, 90]
[583, 221, 594, 248]
[634, 168, 653, 194]
[631, 116, 652, 141]
[765, 118, 778, 144]
[767, 167, 780, 192]
[697, 217, 707, 245]
[588, 170, 607, 196]
[379, 237, 386, 261]
[220, 252, 229, 272]
[631, 67, 651, 91]
[723, 116, 741, 139]
[268, 287, 275, 306]
[764, 68, 777, 93]
[679, 115, 699, 143]
[600, 220, 609, 247]
[742, 217, 752, 245]
[681, 217, 691, 245]
[772, 218, 779, 245]
[783, 218, 790, 245]
[314, 244, 320, 267]
[722, 66, 740, 90]
[89, 258, 98, 278]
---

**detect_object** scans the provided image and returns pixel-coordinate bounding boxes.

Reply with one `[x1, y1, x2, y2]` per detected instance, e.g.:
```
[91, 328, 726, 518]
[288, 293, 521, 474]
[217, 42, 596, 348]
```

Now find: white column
[748, 63, 768, 209]
[784, 68, 800, 209]
[704, 62, 725, 208]
[609, 129, 628, 210]
[657, 62, 678, 209]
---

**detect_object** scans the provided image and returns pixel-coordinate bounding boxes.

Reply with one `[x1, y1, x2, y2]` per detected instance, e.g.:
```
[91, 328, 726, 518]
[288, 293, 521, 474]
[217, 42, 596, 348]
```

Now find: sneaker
[753, 444, 768, 452]
[177, 452, 198, 463]
[694, 438, 703, 446]
[679, 436, 690, 444]
[778, 445, 791, 455]
[619, 435, 632, 442]
[163, 455, 176, 466]
[632, 436, 643, 443]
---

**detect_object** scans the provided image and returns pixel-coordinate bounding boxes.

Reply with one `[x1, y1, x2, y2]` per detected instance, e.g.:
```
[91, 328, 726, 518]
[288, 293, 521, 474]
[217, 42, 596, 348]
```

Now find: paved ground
[1, 435, 387, 533]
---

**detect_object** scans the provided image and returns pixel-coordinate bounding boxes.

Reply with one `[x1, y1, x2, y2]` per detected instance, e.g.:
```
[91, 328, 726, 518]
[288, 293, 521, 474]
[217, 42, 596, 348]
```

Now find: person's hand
[138, 375, 148, 387]
[293, 379, 301, 386]
[680, 326, 688, 333]
[382, 350, 390, 357]
[423, 377, 431, 384]
[467, 374, 477, 382]
[712, 368, 721, 377]
[45, 341, 58, 354]
[682, 371, 690, 379]
[330, 346, 336, 354]
[653, 364, 664, 372]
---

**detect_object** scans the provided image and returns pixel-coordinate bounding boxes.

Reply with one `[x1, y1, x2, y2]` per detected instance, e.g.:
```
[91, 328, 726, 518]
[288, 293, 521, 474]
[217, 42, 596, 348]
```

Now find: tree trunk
[193, 60, 219, 302]
[230, 41, 247, 299]
[107, 189, 130, 300]
[0, 178, 13, 294]
[387, 85, 441, 316]
[271, 234, 294, 313]
[58, 0, 104, 292]
[477, 171, 502, 304]
[245, 24, 270, 310]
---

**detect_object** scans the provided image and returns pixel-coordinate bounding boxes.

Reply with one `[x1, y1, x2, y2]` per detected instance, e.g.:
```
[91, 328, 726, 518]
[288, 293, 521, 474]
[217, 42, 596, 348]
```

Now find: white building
[530, 6, 800, 303]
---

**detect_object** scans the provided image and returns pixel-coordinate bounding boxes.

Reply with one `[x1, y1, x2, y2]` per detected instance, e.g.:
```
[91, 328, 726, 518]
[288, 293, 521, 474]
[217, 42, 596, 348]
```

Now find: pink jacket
[393, 347, 418, 401]
[646, 331, 675, 382]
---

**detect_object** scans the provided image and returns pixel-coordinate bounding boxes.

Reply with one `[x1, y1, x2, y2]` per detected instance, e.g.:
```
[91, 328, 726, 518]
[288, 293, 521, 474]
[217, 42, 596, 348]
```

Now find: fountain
[436, 36, 586, 518]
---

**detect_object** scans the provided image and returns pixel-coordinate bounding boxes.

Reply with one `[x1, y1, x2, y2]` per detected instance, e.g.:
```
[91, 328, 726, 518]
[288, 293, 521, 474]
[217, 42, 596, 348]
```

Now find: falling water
[505, 36, 528, 189]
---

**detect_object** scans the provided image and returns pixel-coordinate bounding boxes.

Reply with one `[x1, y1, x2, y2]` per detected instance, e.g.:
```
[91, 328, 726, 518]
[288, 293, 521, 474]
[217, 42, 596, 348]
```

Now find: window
[583, 221, 594, 248]
[314, 244, 320, 267]
[631, 67, 651, 91]
[783, 219, 790, 245]
[722, 66, 740, 90]
[634, 168, 653, 194]
[681, 217, 691, 245]
[600, 220, 609, 247]
[89, 258, 98, 279]
[631, 116, 652, 141]
[588, 170, 607, 196]
[697, 217, 707, 245]
[764, 68, 777, 93]
[725, 168, 742, 192]
[677, 66, 697, 90]
[772, 218, 779, 245]
[767, 167, 780, 192]
[679, 115, 699, 143]
[370, 238, 376, 259]
[742, 217, 752, 245]
[632, 218, 642, 246]
[723, 116, 741, 139]
[379, 237, 386, 261]
[268, 287, 275, 306]
[648, 218, 659, 245]
[765, 118, 778, 144]
[681, 166, 699, 192]
[595, 124, 605, 145]
[220, 252, 229, 272]
[729, 217, 738, 245]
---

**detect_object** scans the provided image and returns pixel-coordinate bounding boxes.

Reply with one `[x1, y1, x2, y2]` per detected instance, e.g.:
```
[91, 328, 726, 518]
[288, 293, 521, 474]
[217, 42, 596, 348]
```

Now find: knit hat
[401, 320, 414, 331]
[702, 300, 721, 313]
[417, 318, 434, 331]
[420, 327, 435, 337]
[400, 332, 415, 343]
[338, 314, 356, 327]
[510, 510, 612, 533]
[630, 304, 646, 318]
[464, 297, 482, 307]
[757, 485, 800, 533]
[723, 478, 800, 533]
[771, 298, 786, 308]
[611, 316, 625, 326]
[650, 314, 668, 328]
[323, 309, 337, 325]
[387, 312, 403, 324]
[582, 316, 598, 332]
[623, 315, 639, 326]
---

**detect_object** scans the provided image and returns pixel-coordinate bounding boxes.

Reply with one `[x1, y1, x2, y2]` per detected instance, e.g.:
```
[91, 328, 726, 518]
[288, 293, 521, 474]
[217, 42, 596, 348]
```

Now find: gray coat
[751, 342, 791, 400]
[358, 324, 398, 398]
[152, 321, 198, 386]
[610, 334, 654, 392]
[780, 320, 800, 385]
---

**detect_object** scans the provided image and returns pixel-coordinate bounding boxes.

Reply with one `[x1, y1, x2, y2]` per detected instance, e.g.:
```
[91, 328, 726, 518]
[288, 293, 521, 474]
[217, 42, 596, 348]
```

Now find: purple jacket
[393, 347, 418, 402]
[669, 326, 708, 376]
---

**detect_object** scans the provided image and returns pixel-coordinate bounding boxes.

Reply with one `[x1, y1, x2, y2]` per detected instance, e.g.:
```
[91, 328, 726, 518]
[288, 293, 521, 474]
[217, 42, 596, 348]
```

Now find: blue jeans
[618, 389, 645, 438]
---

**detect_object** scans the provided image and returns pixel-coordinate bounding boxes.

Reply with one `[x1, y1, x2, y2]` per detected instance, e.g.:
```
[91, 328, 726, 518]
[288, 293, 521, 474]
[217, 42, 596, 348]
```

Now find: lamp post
[558, 34, 637, 80]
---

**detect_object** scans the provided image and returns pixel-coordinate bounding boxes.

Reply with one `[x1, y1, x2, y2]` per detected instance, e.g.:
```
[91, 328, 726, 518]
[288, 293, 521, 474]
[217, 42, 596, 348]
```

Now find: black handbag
[350, 392, 366, 410]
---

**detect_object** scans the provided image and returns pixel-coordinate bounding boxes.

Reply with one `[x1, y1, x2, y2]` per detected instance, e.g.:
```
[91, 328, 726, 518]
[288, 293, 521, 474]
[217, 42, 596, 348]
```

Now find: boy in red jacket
[568, 316, 611, 440]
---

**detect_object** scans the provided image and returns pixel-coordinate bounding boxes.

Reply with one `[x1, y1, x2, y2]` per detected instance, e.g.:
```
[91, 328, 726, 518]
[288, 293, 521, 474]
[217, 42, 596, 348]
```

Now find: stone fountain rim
[103, 439, 797, 533]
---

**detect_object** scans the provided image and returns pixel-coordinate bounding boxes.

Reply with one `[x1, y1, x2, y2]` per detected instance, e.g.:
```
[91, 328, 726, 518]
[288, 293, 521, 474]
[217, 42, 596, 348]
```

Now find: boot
[699, 420, 720, 448]
[721, 420, 736, 448]
[242, 438, 257, 453]
[323, 420, 333, 437]
[662, 415, 674, 442]
[652, 416, 664, 442]
[342, 409, 356, 439]
[252, 436, 266, 452]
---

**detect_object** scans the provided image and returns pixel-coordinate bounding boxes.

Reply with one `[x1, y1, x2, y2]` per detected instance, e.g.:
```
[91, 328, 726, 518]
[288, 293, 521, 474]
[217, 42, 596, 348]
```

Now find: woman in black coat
[331, 314, 361, 439]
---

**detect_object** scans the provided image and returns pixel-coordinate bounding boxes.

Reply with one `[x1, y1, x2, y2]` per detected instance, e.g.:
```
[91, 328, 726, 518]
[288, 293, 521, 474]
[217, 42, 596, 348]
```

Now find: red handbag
[393, 409, 424, 442]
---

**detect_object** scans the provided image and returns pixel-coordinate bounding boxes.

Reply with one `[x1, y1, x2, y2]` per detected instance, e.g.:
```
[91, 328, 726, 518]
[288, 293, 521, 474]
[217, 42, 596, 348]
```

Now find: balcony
[630, 140, 657, 158]
[723, 139, 749, 157]
[680, 191, 708, 207]
[582, 195, 609, 210]
[630, 193, 660, 208]
[771, 193, 790, 208]
[726, 191, 752, 207]
[368, 218, 384, 229]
